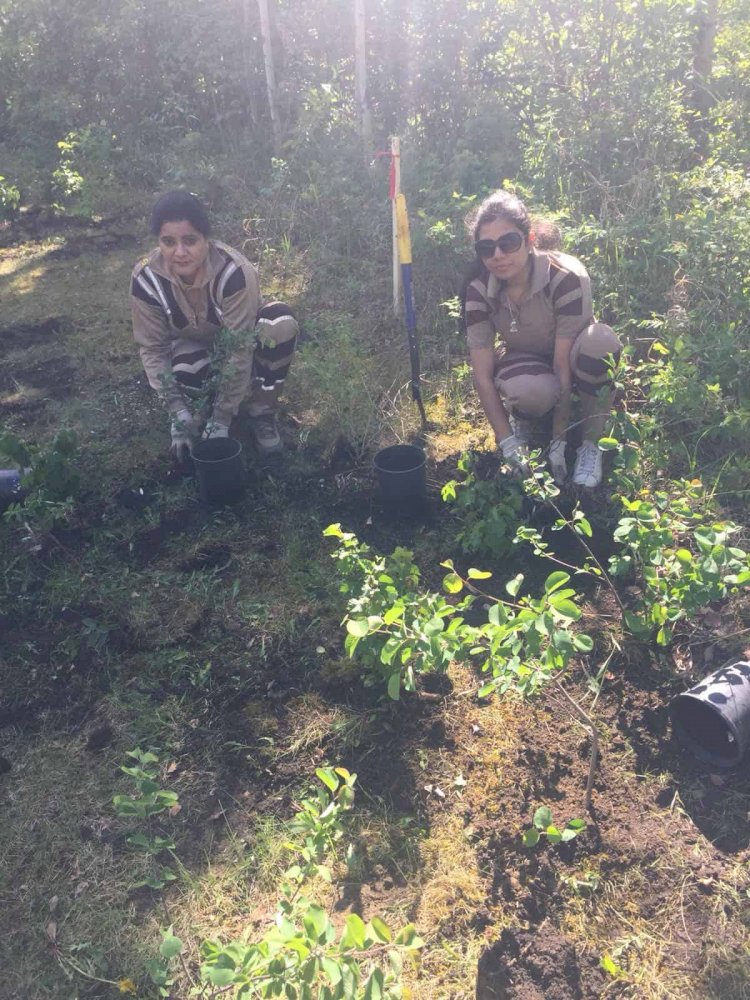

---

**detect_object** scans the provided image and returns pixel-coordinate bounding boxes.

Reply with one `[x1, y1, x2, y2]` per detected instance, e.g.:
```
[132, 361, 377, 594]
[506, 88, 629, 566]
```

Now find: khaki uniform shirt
[464, 250, 594, 358]
[130, 240, 260, 425]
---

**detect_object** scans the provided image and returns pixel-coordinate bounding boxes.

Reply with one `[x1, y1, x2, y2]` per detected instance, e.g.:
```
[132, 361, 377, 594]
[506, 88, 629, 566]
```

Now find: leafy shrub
[609, 479, 750, 644]
[295, 318, 385, 461]
[325, 524, 592, 701]
[200, 767, 422, 998]
[442, 452, 523, 560]
[0, 429, 79, 502]
[0, 175, 20, 219]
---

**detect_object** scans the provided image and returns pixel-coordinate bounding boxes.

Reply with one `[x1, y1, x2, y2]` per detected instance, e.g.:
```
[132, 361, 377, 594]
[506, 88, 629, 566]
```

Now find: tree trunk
[354, 0, 373, 150]
[257, 0, 281, 155]
[692, 0, 717, 114]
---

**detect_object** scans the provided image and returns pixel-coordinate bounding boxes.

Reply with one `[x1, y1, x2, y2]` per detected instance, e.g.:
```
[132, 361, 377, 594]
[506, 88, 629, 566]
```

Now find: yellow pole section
[395, 193, 412, 265]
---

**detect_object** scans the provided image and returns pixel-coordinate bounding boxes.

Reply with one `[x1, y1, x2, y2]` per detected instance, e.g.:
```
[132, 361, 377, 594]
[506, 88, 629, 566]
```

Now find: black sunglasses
[474, 232, 524, 258]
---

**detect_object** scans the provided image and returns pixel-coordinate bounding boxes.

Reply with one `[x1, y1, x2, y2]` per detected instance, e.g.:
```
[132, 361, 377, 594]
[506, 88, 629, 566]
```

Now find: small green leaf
[567, 818, 587, 830]
[364, 968, 384, 1000]
[575, 517, 593, 538]
[600, 953, 625, 978]
[206, 967, 236, 987]
[544, 571, 570, 594]
[368, 917, 391, 943]
[346, 618, 370, 638]
[316, 768, 339, 793]
[522, 827, 540, 848]
[506, 573, 524, 597]
[533, 806, 552, 829]
[443, 573, 464, 594]
[597, 437, 619, 451]
[573, 634, 594, 652]
[387, 672, 401, 701]
[467, 568, 492, 579]
[342, 913, 366, 949]
[160, 930, 183, 960]
[550, 597, 581, 619]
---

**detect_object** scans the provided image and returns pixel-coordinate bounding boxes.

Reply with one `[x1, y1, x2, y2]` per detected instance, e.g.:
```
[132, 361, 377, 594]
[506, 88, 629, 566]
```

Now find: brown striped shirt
[465, 250, 595, 357]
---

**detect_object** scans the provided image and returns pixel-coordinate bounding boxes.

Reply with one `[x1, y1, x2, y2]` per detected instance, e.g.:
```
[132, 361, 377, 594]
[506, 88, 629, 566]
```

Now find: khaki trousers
[493, 323, 621, 419]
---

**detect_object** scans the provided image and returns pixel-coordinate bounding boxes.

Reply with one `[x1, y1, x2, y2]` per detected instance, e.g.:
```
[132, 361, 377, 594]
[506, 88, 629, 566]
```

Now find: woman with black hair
[462, 190, 621, 488]
[130, 190, 297, 460]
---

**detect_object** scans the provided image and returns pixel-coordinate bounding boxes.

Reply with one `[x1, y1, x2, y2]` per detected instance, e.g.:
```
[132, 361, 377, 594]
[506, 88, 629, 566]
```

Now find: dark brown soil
[476, 928, 610, 999]
[0, 317, 71, 357]
[0, 355, 76, 412]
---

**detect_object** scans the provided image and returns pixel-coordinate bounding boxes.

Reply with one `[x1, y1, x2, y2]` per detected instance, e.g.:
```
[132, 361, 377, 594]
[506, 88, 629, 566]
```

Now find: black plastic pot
[670, 661, 750, 767]
[373, 444, 426, 513]
[191, 438, 245, 505]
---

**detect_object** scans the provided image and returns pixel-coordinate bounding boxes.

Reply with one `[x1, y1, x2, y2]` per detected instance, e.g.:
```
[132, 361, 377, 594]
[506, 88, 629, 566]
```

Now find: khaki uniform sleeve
[212, 260, 261, 426]
[464, 280, 496, 350]
[130, 275, 186, 414]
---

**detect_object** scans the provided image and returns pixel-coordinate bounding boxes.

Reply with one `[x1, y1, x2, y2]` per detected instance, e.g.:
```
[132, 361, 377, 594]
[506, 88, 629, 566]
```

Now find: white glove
[498, 433, 529, 476]
[548, 439, 568, 484]
[202, 420, 230, 440]
[170, 408, 198, 462]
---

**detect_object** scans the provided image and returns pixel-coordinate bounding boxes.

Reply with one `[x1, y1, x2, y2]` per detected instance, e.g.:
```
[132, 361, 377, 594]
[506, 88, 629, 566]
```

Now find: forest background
[2, 1, 750, 998]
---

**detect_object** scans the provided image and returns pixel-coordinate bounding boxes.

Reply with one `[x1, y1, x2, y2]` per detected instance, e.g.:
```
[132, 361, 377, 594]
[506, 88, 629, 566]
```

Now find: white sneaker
[572, 440, 603, 488]
[509, 413, 532, 445]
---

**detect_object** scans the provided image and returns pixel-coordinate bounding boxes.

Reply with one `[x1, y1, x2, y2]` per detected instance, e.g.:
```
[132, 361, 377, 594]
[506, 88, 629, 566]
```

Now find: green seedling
[113, 749, 180, 892]
[442, 451, 523, 560]
[145, 926, 184, 998]
[113, 748, 180, 821]
[522, 806, 586, 847]
[325, 524, 591, 703]
[284, 767, 357, 887]
[200, 765, 422, 998]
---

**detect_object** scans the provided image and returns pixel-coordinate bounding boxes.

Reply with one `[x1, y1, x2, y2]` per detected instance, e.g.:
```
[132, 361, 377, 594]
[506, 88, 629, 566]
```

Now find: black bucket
[670, 661, 750, 767]
[191, 438, 245, 505]
[373, 444, 426, 513]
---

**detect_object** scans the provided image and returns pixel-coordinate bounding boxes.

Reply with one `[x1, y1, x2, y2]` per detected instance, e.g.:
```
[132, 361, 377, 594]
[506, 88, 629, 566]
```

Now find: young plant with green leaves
[609, 478, 750, 644]
[200, 767, 423, 999]
[325, 524, 592, 703]
[324, 523, 471, 700]
[145, 927, 184, 998]
[113, 748, 180, 891]
[0, 429, 80, 545]
[285, 767, 358, 887]
[522, 806, 587, 848]
[441, 451, 523, 560]
[442, 562, 594, 700]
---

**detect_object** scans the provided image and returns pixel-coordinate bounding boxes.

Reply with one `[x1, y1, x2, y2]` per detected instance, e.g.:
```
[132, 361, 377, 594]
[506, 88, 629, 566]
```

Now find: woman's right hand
[497, 433, 529, 476]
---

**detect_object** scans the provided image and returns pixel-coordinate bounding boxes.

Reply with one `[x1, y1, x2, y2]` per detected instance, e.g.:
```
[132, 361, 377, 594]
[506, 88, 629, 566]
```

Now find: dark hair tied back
[466, 189, 531, 242]
[465, 189, 562, 251]
[150, 190, 211, 237]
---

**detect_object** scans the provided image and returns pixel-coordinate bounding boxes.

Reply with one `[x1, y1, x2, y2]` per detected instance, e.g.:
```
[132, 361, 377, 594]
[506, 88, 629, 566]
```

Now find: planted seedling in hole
[522, 806, 586, 847]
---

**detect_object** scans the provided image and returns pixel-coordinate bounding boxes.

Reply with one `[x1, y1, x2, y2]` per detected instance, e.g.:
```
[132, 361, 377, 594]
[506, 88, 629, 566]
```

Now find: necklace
[506, 297, 520, 335]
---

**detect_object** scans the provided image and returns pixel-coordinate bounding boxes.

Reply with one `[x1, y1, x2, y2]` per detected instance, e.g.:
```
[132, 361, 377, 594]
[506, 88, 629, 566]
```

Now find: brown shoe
[248, 413, 283, 454]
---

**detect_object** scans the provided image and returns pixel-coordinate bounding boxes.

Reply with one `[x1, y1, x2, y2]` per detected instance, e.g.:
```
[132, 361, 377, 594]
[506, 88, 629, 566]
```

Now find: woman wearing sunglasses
[462, 190, 621, 488]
